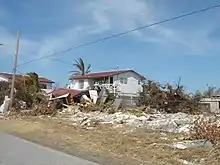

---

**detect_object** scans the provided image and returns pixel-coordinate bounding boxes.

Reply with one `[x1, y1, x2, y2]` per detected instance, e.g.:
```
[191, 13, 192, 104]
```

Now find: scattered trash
[57, 108, 220, 133]
[171, 139, 213, 149]
[18, 101, 27, 109]
[0, 96, 10, 114]
[112, 98, 122, 110]
[98, 88, 108, 104]
[178, 124, 192, 133]
[89, 90, 98, 104]
[175, 158, 197, 165]
[81, 95, 92, 104]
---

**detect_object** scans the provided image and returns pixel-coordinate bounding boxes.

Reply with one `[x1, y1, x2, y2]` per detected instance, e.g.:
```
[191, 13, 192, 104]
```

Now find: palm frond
[71, 57, 91, 76]
[85, 64, 91, 74]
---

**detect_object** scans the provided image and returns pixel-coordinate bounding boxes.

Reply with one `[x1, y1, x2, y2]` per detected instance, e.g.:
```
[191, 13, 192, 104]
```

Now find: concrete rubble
[59, 107, 220, 133]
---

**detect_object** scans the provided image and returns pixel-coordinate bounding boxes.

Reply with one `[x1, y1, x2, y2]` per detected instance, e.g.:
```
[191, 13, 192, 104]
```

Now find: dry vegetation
[0, 81, 10, 105]
[0, 72, 58, 116]
[191, 117, 220, 145]
[1, 73, 220, 164]
[139, 79, 202, 114]
[0, 117, 219, 165]
[189, 117, 220, 164]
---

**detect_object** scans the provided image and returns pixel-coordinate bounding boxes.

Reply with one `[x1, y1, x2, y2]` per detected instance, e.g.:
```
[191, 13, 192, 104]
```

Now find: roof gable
[70, 69, 145, 80]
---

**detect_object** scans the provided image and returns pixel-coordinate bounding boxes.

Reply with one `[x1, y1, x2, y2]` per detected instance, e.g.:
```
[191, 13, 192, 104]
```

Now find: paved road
[0, 132, 99, 165]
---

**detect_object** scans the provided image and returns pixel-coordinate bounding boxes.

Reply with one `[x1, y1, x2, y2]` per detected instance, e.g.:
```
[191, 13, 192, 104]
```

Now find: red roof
[38, 77, 54, 83]
[0, 73, 54, 83]
[70, 69, 145, 80]
[50, 88, 82, 97]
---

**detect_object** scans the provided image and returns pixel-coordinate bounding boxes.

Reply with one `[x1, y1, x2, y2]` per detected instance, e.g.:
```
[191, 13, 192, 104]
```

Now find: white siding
[46, 83, 52, 89]
[200, 98, 220, 113]
[39, 82, 53, 89]
[113, 71, 143, 97]
[0, 76, 9, 82]
[69, 71, 144, 96]
[88, 79, 94, 89]
[70, 79, 94, 90]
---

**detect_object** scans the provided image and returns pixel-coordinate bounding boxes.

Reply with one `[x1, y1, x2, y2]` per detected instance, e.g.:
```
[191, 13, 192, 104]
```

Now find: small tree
[193, 90, 203, 101]
[14, 72, 43, 108]
[203, 86, 216, 98]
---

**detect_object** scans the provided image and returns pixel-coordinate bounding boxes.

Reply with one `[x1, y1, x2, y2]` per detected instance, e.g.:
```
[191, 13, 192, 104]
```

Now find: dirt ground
[0, 116, 219, 165]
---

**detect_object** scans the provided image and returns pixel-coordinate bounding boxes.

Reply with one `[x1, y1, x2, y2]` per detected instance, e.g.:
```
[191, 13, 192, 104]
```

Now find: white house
[0, 72, 55, 92]
[200, 93, 220, 113]
[69, 70, 145, 97]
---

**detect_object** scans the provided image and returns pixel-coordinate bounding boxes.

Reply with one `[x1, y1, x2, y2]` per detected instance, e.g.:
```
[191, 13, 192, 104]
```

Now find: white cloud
[150, 26, 220, 55]
[80, 0, 220, 55]
[1, 0, 220, 65]
[83, 0, 154, 33]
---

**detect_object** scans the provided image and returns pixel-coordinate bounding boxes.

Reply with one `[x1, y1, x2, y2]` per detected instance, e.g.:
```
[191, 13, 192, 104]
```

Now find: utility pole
[115, 66, 119, 97]
[9, 30, 20, 110]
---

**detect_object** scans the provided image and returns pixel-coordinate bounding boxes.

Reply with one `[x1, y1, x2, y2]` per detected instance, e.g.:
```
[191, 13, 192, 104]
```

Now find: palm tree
[71, 58, 91, 76]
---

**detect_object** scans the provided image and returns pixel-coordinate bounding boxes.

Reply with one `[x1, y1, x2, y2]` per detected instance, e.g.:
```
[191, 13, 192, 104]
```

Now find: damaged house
[200, 93, 220, 113]
[0, 72, 55, 93]
[68, 69, 145, 97]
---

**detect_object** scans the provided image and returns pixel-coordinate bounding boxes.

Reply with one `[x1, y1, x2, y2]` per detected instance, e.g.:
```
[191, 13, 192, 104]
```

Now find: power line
[47, 57, 72, 64]
[18, 3, 220, 66]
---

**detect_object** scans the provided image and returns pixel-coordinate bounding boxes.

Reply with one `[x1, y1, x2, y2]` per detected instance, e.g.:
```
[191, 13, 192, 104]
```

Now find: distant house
[0, 72, 55, 91]
[69, 69, 145, 97]
[200, 93, 220, 113]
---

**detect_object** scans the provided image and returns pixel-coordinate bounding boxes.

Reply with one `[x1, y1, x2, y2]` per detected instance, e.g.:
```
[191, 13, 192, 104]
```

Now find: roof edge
[0, 72, 55, 83]
[69, 69, 146, 80]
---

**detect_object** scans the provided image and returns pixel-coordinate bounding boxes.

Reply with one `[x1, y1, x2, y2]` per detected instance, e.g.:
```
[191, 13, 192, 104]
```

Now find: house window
[120, 78, 124, 84]
[110, 77, 113, 84]
[79, 80, 84, 89]
[124, 78, 127, 84]
[39, 84, 47, 89]
[120, 78, 127, 84]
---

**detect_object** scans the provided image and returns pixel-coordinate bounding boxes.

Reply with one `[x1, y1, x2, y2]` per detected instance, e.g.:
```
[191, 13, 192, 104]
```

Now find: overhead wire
[18, 3, 220, 67]
[47, 57, 72, 64]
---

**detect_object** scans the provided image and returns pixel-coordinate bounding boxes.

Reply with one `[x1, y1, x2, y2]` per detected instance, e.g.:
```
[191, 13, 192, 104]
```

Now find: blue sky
[0, 0, 220, 92]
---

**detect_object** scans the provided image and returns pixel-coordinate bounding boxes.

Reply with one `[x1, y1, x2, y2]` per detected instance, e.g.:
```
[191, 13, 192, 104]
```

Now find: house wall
[39, 82, 53, 89]
[200, 98, 220, 113]
[70, 79, 94, 90]
[69, 71, 144, 96]
[0, 76, 9, 82]
[210, 102, 220, 112]
[113, 71, 143, 97]
[0, 75, 53, 90]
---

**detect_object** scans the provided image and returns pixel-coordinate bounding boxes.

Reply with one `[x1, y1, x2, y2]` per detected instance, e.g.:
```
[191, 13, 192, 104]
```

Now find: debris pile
[190, 116, 220, 145]
[139, 79, 202, 113]
[20, 103, 57, 116]
[60, 107, 220, 133]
